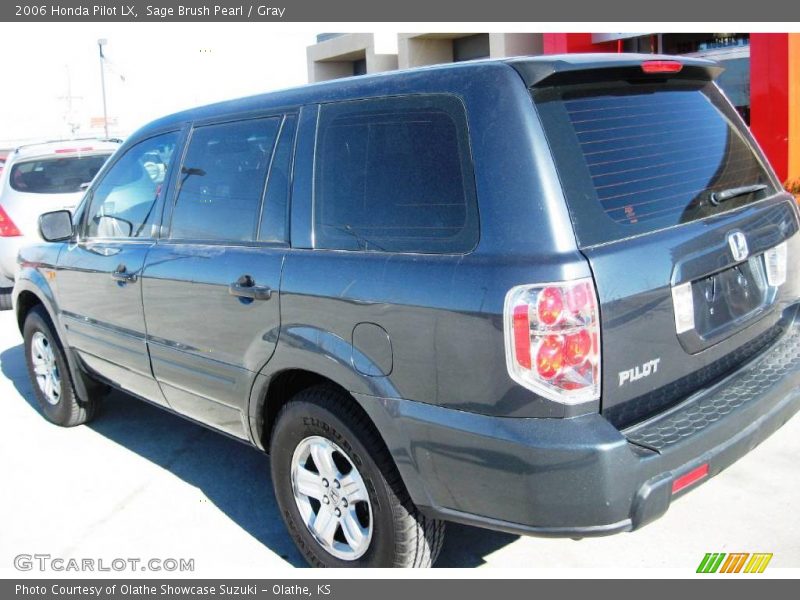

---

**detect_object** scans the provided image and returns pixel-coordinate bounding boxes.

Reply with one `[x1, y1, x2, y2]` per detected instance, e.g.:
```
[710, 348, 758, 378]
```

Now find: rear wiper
[709, 184, 768, 206]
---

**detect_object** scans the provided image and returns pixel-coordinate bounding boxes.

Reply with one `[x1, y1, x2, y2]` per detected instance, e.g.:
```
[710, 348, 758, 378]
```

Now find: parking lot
[0, 308, 798, 572]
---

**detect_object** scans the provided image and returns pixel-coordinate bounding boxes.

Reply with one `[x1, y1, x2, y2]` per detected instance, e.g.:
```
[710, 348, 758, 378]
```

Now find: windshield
[9, 154, 110, 194]
[532, 79, 776, 247]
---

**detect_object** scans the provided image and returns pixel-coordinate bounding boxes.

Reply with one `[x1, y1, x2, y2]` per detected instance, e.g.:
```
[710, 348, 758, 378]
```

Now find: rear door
[141, 114, 296, 439]
[56, 132, 180, 404]
[532, 65, 800, 427]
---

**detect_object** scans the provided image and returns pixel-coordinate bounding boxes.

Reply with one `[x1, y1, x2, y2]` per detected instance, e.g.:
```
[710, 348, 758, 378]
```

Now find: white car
[0, 138, 120, 308]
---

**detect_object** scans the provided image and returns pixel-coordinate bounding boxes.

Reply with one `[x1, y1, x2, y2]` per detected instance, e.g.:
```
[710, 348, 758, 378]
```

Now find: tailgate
[3, 190, 85, 235]
[2, 152, 107, 234]
[531, 59, 800, 427]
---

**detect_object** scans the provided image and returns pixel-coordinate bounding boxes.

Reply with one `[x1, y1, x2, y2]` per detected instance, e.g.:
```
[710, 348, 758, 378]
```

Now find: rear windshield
[532, 80, 776, 247]
[9, 154, 110, 194]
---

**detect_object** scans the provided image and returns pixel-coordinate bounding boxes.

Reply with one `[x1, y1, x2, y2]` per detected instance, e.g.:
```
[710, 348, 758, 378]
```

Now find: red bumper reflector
[672, 463, 709, 494]
[641, 60, 683, 74]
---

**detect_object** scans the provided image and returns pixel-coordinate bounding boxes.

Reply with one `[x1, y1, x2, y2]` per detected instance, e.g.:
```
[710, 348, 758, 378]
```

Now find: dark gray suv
[13, 54, 800, 568]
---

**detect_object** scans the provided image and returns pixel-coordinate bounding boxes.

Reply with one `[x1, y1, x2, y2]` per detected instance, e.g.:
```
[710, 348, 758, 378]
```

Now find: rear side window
[9, 155, 110, 194]
[170, 117, 281, 242]
[533, 80, 775, 247]
[314, 95, 478, 254]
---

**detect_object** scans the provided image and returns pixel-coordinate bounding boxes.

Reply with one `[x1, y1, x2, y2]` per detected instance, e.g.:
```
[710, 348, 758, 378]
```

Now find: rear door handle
[111, 264, 138, 283]
[229, 275, 272, 300]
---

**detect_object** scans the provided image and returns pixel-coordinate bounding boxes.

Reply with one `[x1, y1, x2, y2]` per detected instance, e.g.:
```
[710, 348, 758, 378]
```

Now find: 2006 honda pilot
[13, 54, 800, 568]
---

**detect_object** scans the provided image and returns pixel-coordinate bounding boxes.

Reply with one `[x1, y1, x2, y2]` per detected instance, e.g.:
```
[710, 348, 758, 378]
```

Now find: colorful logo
[697, 553, 773, 573]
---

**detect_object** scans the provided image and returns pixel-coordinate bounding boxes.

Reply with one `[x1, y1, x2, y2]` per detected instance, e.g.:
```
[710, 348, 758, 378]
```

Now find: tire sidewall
[23, 308, 75, 424]
[270, 398, 398, 568]
[0, 290, 12, 311]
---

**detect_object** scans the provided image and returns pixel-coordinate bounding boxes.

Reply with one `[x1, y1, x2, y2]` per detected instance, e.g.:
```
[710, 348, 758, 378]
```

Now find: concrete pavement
[1, 309, 798, 572]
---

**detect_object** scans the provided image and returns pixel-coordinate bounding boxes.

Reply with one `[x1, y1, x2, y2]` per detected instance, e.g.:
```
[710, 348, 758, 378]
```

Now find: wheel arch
[253, 368, 381, 452]
[251, 365, 434, 513]
[13, 275, 61, 337]
[13, 275, 97, 408]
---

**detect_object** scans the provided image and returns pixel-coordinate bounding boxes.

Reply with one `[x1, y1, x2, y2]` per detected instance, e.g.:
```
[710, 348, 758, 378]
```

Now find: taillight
[504, 278, 601, 404]
[0, 206, 22, 237]
[641, 60, 683, 74]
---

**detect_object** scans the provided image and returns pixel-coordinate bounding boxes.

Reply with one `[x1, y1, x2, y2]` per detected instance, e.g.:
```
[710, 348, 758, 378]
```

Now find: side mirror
[38, 210, 74, 242]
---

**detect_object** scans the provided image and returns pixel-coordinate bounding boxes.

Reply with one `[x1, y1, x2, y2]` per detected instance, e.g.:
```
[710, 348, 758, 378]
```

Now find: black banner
[2, 0, 799, 22]
[4, 580, 799, 600]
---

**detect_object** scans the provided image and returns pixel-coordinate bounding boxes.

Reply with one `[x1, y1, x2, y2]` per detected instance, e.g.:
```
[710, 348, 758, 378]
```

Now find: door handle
[111, 264, 138, 284]
[229, 275, 272, 300]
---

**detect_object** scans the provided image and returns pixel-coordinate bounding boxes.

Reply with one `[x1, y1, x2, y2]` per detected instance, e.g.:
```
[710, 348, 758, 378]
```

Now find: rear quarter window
[314, 94, 479, 254]
[533, 80, 776, 247]
[9, 154, 110, 194]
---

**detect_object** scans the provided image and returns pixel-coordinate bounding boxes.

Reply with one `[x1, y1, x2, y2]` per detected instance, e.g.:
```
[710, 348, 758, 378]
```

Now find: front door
[56, 131, 180, 404]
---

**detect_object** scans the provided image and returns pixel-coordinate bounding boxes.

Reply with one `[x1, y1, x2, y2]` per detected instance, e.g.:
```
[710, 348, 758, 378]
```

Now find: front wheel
[270, 386, 445, 567]
[23, 306, 100, 426]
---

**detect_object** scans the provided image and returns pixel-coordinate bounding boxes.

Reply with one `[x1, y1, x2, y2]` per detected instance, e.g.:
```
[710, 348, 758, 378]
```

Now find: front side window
[84, 133, 178, 238]
[169, 118, 281, 242]
[314, 95, 479, 254]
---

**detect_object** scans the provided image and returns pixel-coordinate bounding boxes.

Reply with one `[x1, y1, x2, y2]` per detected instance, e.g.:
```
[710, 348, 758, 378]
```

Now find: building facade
[307, 32, 800, 183]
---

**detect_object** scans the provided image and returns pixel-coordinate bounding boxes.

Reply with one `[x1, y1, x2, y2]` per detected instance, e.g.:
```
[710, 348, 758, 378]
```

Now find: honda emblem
[728, 231, 749, 262]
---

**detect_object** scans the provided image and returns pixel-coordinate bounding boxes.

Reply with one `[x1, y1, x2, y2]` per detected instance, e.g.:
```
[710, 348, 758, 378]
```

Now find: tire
[270, 386, 445, 568]
[23, 305, 100, 427]
[0, 290, 11, 311]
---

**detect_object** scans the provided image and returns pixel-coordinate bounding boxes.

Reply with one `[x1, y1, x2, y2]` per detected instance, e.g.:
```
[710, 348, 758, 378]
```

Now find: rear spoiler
[507, 55, 723, 88]
[12, 137, 123, 155]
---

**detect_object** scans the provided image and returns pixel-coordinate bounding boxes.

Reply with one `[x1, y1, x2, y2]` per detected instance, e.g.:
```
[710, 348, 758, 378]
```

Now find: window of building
[170, 118, 281, 242]
[453, 34, 490, 62]
[314, 95, 479, 254]
[84, 132, 178, 239]
[661, 33, 750, 56]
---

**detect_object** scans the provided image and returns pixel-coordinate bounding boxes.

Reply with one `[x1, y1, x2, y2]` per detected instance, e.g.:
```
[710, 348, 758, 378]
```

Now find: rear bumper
[357, 316, 800, 537]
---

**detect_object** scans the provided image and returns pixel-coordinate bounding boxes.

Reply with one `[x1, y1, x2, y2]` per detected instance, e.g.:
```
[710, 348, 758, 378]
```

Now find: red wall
[750, 34, 789, 181]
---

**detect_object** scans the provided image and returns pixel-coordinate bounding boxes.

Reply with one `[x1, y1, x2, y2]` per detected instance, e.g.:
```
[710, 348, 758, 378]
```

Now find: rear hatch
[2, 151, 111, 234]
[525, 56, 800, 428]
